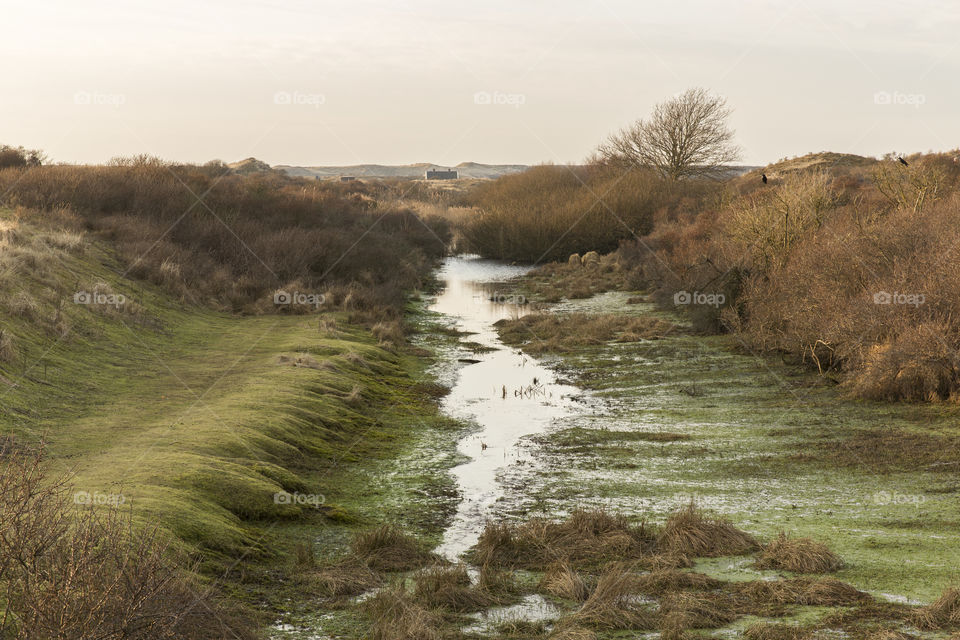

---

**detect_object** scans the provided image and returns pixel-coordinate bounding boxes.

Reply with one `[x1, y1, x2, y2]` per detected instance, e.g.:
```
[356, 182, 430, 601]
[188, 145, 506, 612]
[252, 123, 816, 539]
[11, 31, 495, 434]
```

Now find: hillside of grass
[0, 203, 463, 635]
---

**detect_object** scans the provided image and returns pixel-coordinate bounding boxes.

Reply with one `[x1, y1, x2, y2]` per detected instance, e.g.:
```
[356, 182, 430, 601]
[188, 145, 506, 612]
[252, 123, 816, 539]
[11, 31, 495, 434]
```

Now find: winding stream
[428, 255, 584, 560]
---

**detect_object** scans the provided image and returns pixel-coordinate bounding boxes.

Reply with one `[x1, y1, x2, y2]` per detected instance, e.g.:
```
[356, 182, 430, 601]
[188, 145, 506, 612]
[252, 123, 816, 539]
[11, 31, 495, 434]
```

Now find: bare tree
[597, 88, 741, 180]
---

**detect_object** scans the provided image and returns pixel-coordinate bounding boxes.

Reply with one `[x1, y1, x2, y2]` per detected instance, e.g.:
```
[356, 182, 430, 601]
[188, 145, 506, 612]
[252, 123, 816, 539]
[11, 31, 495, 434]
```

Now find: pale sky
[3, 0, 958, 167]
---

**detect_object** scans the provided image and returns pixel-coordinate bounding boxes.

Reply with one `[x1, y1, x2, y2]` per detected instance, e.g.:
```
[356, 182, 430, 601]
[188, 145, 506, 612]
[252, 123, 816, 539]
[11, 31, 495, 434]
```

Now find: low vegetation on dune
[0, 155, 449, 317]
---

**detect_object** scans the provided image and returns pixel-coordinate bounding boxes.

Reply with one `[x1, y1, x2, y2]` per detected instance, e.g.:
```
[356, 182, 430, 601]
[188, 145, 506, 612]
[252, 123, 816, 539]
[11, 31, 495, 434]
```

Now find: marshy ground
[278, 262, 960, 639]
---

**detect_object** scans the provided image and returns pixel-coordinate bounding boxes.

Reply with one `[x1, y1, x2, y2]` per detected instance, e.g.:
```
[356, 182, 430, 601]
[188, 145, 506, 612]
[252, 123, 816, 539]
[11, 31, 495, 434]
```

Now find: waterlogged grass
[494, 291, 960, 605]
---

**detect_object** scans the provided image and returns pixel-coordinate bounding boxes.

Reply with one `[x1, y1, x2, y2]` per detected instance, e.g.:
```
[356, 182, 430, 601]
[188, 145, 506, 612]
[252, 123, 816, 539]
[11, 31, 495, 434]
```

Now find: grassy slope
[0, 207, 462, 618]
[494, 289, 960, 605]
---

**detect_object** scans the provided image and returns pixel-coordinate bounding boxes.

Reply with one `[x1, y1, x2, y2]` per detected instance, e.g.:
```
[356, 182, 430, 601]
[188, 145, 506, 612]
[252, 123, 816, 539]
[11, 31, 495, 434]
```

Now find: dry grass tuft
[548, 624, 597, 640]
[571, 563, 657, 630]
[659, 591, 740, 628]
[363, 584, 443, 640]
[866, 630, 918, 640]
[736, 577, 870, 607]
[412, 564, 494, 612]
[470, 508, 653, 569]
[634, 569, 721, 595]
[756, 532, 844, 573]
[301, 559, 382, 597]
[350, 525, 435, 572]
[657, 503, 760, 557]
[539, 560, 591, 601]
[913, 588, 960, 630]
[744, 622, 814, 640]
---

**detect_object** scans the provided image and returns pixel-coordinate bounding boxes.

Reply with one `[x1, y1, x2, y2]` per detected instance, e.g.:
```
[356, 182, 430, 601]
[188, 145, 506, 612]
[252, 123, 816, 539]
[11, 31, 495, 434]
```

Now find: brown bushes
[0, 441, 247, 639]
[462, 164, 719, 263]
[755, 533, 844, 573]
[606, 151, 960, 401]
[0, 162, 448, 316]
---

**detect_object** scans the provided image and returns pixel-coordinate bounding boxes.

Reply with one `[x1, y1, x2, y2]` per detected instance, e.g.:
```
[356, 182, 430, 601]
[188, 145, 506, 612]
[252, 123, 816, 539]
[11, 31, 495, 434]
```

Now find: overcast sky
[3, 0, 958, 166]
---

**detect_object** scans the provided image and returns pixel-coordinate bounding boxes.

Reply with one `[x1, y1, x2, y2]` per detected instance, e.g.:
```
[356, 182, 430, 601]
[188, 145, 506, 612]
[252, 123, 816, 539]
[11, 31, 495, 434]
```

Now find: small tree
[597, 88, 741, 181]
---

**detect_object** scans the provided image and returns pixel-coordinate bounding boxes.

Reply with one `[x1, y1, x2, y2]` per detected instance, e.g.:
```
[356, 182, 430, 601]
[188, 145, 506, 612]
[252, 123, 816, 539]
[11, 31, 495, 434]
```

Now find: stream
[428, 255, 585, 560]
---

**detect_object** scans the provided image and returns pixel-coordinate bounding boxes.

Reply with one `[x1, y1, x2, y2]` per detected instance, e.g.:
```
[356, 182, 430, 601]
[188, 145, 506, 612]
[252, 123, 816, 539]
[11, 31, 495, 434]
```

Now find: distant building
[340, 175, 356, 182]
[425, 168, 458, 180]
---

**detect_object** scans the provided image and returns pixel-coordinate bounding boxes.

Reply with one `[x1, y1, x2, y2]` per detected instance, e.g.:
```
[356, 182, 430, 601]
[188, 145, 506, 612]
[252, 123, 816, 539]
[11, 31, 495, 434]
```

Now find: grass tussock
[300, 559, 382, 597]
[470, 508, 653, 569]
[363, 584, 443, 640]
[495, 313, 676, 355]
[744, 622, 814, 640]
[539, 560, 591, 601]
[350, 525, 435, 572]
[571, 563, 658, 630]
[913, 588, 960, 630]
[657, 503, 760, 557]
[736, 577, 870, 607]
[634, 569, 721, 595]
[756, 532, 844, 573]
[548, 624, 597, 640]
[412, 564, 496, 612]
[659, 591, 740, 628]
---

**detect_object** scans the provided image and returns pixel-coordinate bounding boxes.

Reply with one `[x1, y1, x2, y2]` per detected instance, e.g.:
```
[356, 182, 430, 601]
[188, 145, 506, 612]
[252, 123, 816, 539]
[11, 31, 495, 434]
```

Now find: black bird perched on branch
[898, 156, 909, 166]
[761, 173, 768, 184]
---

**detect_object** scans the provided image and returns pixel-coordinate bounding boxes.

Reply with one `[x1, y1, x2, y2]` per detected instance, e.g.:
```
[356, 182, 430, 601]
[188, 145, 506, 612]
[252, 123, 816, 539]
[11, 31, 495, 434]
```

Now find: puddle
[428, 255, 585, 560]
[462, 594, 562, 635]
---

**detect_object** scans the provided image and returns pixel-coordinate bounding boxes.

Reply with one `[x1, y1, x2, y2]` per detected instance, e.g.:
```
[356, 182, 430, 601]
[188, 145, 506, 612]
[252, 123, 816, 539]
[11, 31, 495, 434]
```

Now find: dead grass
[657, 503, 760, 557]
[659, 591, 740, 628]
[744, 622, 814, 640]
[634, 569, 721, 595]
[363, 584, 443, 640]
[470, 508, 653, 568]
[539, 560, 591, 601]
[300, 559, 382, 597]
[412, 564, 495, 612]
[913, 587, 960, 630]
[570, 563, 657, 630]
[736, 577, 870, 607]
[548, 624, 597, 640]
[755, 532, 844, 573]
[495, 313, 677, 355]
[819, 429, 960, 472]
[350, 525, 435, 572]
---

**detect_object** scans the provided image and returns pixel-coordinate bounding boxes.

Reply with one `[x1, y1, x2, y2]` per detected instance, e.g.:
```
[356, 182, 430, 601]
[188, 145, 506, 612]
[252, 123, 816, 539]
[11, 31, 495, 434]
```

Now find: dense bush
[461, 164, 720, 263]
[0, 158, 450, 317]
[619, 151, 960, 401]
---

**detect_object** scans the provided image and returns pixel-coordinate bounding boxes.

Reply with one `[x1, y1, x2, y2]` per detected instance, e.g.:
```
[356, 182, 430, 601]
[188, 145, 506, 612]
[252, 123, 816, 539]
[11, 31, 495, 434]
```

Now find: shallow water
[428, 255, 584, 560]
